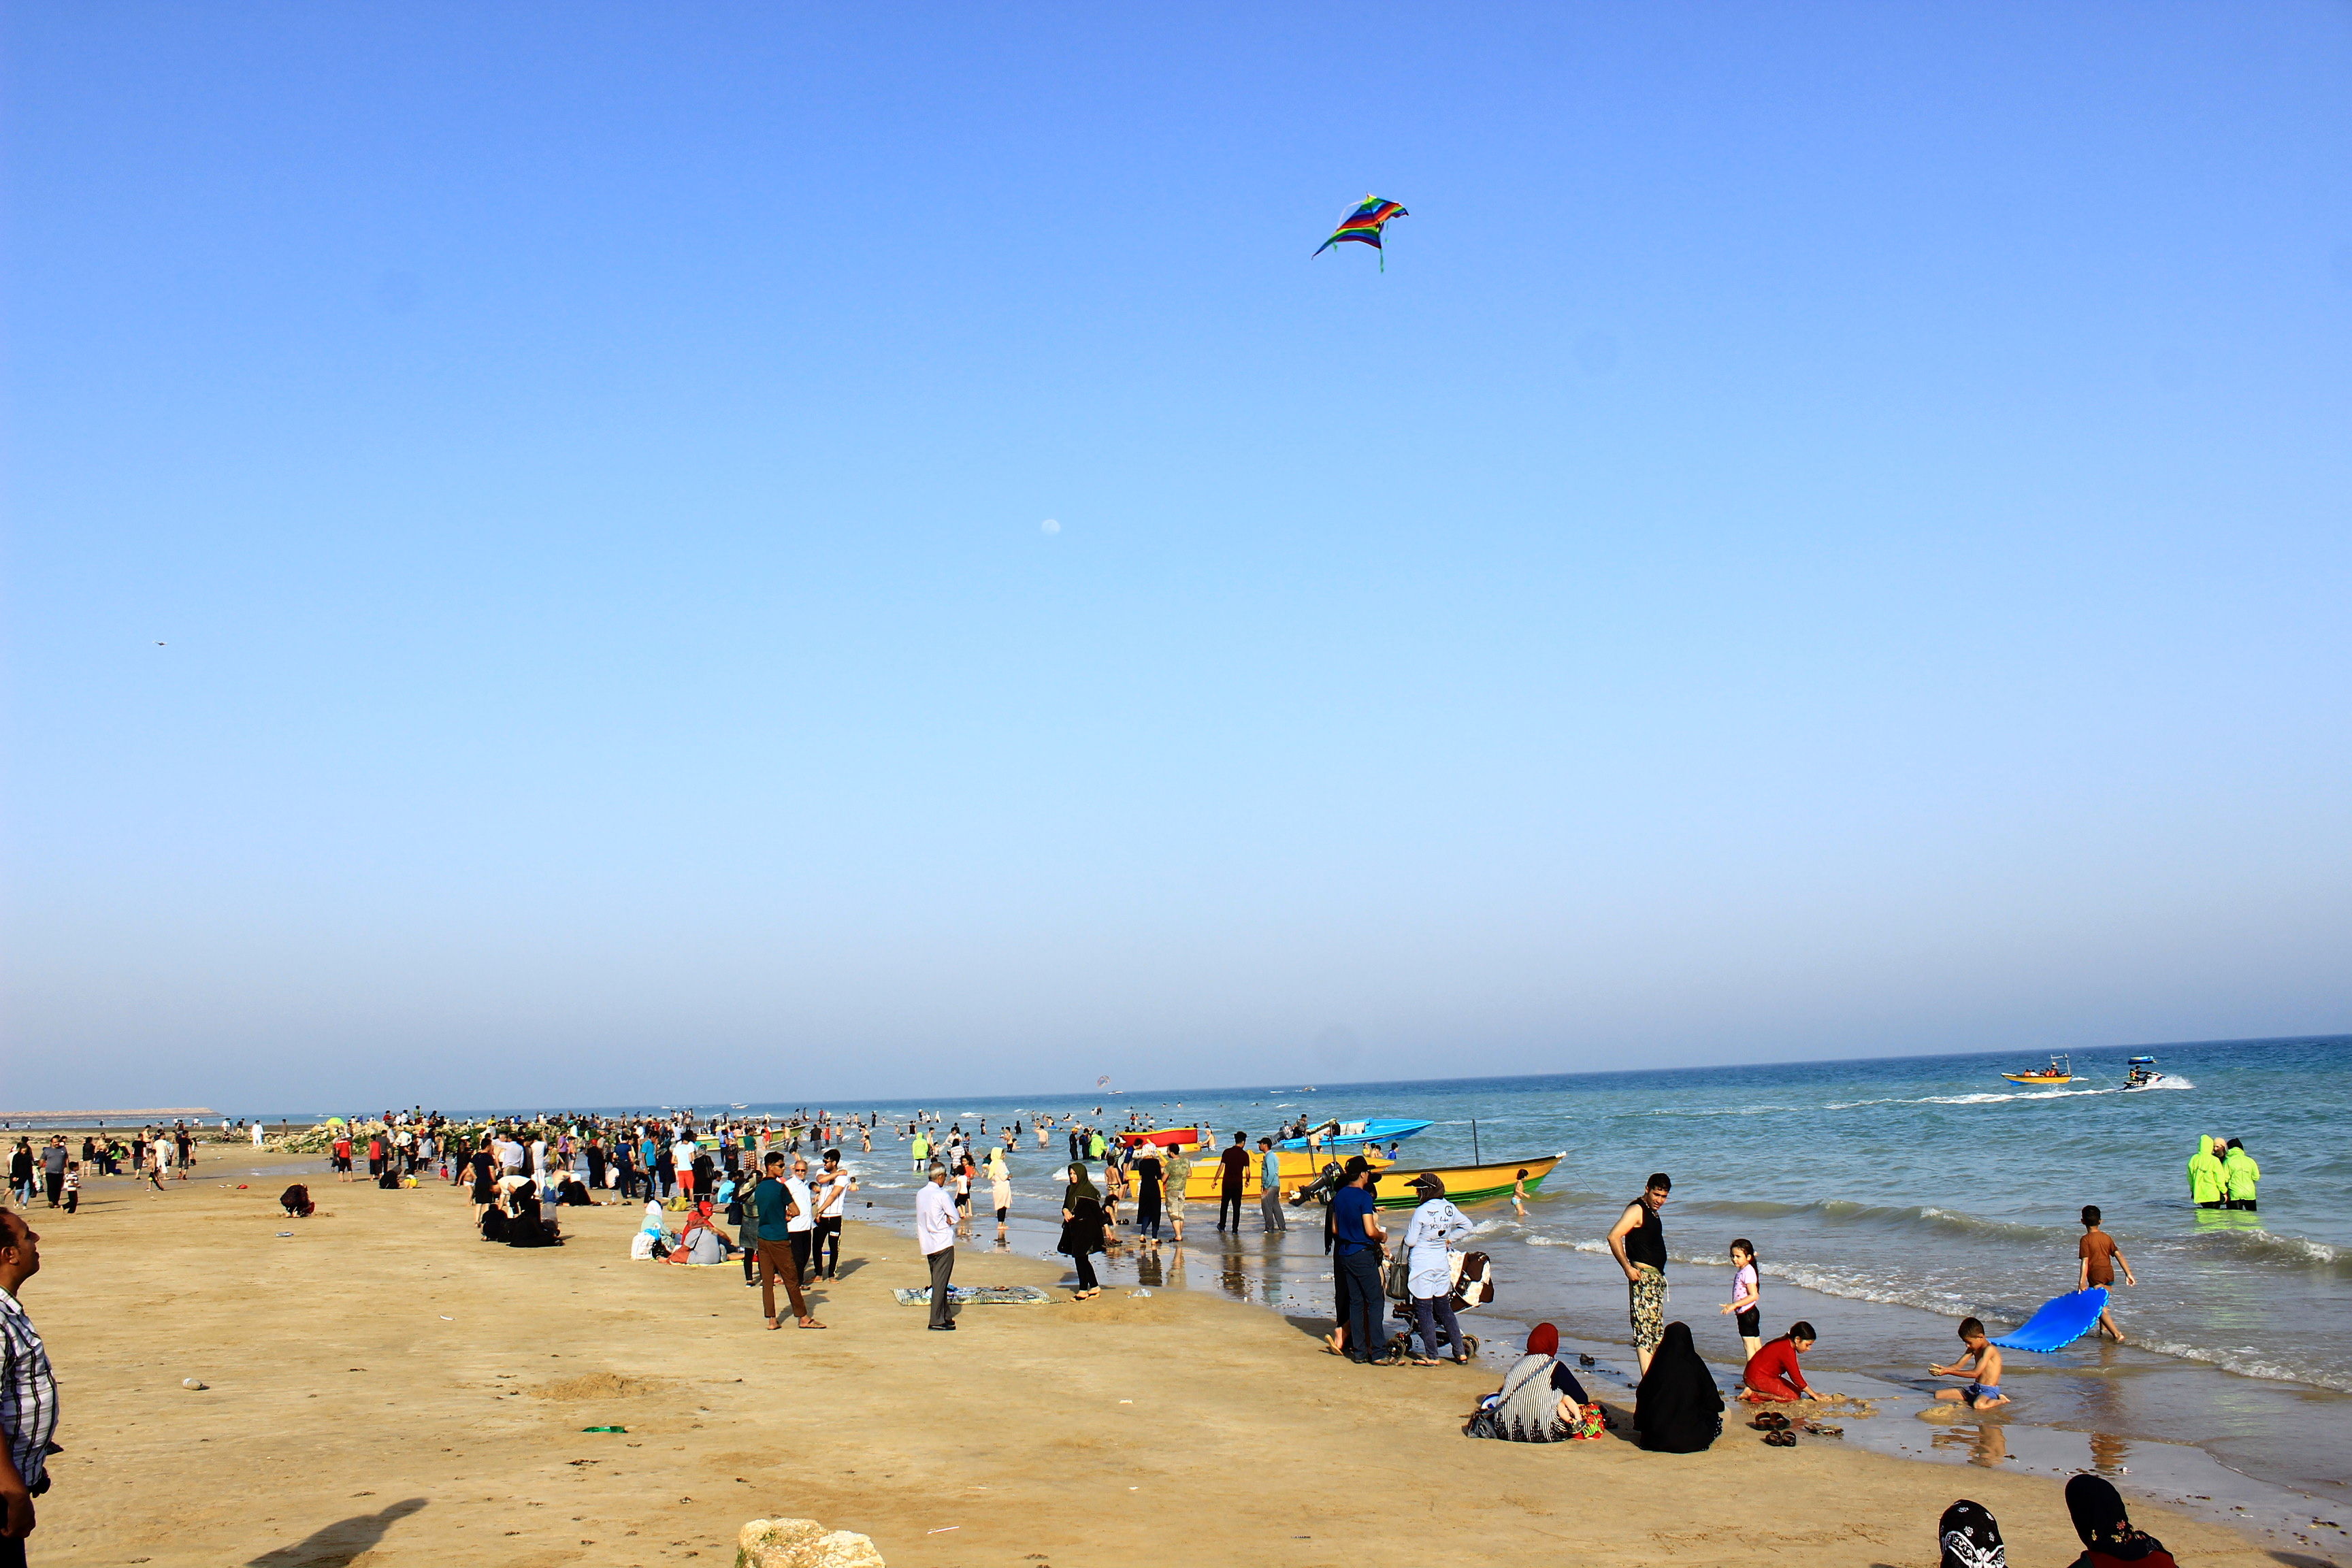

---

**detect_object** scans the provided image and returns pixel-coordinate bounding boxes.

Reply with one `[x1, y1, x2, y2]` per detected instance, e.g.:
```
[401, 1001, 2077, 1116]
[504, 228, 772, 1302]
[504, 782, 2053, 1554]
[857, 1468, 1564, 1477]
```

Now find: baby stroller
[1382, 1250, 1494, 1363]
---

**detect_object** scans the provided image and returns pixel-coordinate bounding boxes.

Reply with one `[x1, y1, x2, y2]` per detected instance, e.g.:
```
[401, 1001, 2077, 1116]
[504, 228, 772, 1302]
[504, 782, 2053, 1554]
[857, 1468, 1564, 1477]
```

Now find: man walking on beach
[749, 1153, 823, 1330]
[1217, 1132, 1250, 1232]
[1258, 1139, 1287, 1233]
[1607, 1173, 1673, 1375]
[39, 1143, 66, 1211]
[0, 1208, 57, 1568]
[915, 1162, 959, 1330]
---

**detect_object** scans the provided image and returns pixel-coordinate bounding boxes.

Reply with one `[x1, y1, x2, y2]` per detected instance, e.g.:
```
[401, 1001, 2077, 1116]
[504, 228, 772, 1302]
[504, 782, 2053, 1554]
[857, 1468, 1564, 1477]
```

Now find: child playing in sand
[1930, 1317, 2010, 1411]
[1719, 1238, 1762, 1360]
[1742, 1321, 1825, 1403]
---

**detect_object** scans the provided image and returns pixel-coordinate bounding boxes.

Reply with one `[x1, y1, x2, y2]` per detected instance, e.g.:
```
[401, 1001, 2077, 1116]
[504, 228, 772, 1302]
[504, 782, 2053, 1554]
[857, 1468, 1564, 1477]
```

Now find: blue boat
[1274, 1117, 1434, 1151]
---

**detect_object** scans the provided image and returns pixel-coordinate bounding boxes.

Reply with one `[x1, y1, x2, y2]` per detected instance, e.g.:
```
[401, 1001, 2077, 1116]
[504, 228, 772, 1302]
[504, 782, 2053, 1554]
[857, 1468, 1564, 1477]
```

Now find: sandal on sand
[1750, 1412, 1791, 1431]
[1803, 1422, 1843, 1437]
[799, 1319, 827, 1328]
[1410, 1357, 1439, 1367]
[1763, 1428, 1798, 1447]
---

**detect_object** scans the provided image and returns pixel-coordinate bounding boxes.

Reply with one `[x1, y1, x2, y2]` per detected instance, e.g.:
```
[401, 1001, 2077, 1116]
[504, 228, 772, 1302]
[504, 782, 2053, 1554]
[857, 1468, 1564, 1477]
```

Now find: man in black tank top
[1606, 1173, 1673, 1374]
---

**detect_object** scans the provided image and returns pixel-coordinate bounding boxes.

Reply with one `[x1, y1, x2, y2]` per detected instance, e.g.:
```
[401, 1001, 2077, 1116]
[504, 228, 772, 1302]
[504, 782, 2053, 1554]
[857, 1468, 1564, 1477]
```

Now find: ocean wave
[2178, 1227, 2352, 1276]
[1672, 1197, 2055, 1243]
[1630, 1105, 1801, 1118]
[2124, 1334, 2352, 1394]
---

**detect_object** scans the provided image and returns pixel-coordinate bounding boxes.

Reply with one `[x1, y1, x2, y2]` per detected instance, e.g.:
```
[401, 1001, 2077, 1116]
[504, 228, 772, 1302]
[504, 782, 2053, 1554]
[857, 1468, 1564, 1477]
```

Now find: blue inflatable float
[1991, 1287, 2108, 1352]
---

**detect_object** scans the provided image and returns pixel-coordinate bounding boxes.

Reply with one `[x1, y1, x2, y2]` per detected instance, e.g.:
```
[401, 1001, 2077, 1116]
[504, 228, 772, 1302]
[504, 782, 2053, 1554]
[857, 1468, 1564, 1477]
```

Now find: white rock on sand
[737, 1516, 887, 1568]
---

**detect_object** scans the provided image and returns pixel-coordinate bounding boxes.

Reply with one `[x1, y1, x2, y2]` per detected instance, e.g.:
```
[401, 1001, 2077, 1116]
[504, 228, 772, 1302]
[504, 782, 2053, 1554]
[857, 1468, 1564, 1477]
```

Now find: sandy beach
[13, 1150, 2324, 1568]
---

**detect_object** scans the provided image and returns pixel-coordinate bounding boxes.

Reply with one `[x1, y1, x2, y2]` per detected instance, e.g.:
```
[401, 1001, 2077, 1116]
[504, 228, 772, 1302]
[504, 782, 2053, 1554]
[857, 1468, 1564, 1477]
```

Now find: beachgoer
[1132, 1144, 1164, 1243]
[2063, 1472, 2177, 1568]
[1931, 1317, 2009, 1410]
[2221, 1139, 2259, 1212]
[1401, 1173, 1473, 1365]
[1606, 1173, 1673, 1374]
[1329, 1160, 1386, 1365]
[1463, 1322, 1594, 1442]
[59, 1165, 78, 1216]
[1163, 1142, 1191, 1243]
[280, 1183, 314, 1218]
[1, 1209, 58, 1562]
[813, 1150, 851, 1280]
[1634, 1321, 1724, 1452]
[1216, 1132, 1250, 1232]
[1720, 1238, 1763, 1360]
[2185, 1137, 2225, 1209]
[1511, 1168, 1529, 1220]
[669, 1200, 732, 1265]
[915, 1163, 958, 1330]
[748, 1154, 822, 1330]
[2076, 1206, 2136, 1343]
[39, 1141, 66, 1210]
[1059, 1164, 1108, 1299]
[986, 1147, 1012, 1243]
[783, 1156, 823, 1290]
[1937, 1500, 2007, 1568]
[1742, 1321, 1825, 1403]
[1257, 1139, 1287, 1233]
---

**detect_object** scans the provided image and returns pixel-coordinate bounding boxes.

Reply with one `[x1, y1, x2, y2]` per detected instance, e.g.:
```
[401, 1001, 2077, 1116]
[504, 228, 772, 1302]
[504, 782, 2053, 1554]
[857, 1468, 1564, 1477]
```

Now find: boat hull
[1174, 1149, 1561, 1207]
[2000, 1073, 2073, 1085]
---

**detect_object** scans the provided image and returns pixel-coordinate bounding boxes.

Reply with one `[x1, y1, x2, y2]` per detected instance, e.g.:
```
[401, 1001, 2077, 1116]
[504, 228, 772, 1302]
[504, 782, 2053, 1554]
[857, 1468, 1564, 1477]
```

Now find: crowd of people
[0, 1098, 2242, 1568]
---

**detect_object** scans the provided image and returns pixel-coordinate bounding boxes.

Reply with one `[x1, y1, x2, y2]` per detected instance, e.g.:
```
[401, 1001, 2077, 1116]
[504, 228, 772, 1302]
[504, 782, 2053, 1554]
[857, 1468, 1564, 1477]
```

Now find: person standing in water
[2221, 1139, 2260, 1212]
[1606, 1173, 1673, 1374]
[2186, 1137, 2225, 1209]
[1718, 1238, 1762, 1361]
[2076, 1205, 2136, 1343]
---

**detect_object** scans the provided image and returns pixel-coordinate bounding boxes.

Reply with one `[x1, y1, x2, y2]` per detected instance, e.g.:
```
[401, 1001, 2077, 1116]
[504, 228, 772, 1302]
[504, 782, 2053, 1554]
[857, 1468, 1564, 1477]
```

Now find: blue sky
[5, 3, 2350, 1112]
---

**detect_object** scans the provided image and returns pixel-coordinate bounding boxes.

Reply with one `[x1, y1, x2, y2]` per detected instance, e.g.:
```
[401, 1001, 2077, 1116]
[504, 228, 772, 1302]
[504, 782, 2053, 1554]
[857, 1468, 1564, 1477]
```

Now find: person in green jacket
[911, 1129, 930, 1173]
[2221, 1139, 2260, 1211]
[2187, 1136, 2226, 1209]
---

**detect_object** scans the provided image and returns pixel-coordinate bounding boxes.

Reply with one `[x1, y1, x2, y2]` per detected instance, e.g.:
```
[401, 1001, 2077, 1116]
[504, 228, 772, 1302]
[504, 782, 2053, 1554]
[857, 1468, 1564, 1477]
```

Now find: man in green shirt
[747, 1153, 823, 1330]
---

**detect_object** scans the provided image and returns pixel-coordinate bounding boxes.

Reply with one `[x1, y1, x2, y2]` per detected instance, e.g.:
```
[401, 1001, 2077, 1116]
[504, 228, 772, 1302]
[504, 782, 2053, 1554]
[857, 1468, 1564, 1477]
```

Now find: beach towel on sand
[892, 1285, 1054, 1306]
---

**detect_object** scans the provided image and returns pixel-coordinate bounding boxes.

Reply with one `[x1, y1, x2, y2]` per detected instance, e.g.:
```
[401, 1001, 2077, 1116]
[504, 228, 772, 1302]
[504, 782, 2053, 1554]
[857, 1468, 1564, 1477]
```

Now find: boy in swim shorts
[1931, 1317, 2009, 1410]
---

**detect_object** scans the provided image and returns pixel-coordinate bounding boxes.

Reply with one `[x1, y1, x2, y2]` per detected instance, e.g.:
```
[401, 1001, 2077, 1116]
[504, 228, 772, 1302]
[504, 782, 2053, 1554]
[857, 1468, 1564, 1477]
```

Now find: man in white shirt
[913, 1164, 959, 1331]
[672, 1136, 702, 1198]
[784, 1158, 819, 1292]
[813, 1151, 855, 1281]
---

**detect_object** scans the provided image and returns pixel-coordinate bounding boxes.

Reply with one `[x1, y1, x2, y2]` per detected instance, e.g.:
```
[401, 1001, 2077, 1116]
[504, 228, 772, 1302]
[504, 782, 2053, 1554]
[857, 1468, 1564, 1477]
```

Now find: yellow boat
[2001, 1054, 2074, 1085]
[1172, 1147, 1561, 1209]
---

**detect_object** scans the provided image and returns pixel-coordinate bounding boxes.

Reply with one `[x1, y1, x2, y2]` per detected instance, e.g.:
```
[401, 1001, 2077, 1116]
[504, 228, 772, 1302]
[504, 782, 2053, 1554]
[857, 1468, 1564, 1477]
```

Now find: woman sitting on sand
[668, 1200, 733, 1265]
[1464, 1323, 1598, 1442]
[1633, 1321, 1723, 1452]
[1059, 1164, 1108, 1300]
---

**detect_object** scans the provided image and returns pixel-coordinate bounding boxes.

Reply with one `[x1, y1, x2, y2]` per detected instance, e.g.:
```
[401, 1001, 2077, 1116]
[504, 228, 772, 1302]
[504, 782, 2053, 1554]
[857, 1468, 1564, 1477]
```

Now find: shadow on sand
[246, 1497, 426, 1567]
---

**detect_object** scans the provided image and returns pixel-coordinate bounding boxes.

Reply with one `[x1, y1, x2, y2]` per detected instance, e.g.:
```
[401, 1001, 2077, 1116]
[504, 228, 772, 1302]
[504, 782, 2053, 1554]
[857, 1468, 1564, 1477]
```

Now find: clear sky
[5, 3, 2350, 1113]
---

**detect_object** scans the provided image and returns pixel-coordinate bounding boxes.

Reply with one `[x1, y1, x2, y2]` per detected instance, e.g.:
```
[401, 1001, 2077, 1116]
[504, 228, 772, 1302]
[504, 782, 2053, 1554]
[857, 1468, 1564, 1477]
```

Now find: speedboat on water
[2001, 1054, 2074, 1085]
[1274, 1116, 1434, 1151]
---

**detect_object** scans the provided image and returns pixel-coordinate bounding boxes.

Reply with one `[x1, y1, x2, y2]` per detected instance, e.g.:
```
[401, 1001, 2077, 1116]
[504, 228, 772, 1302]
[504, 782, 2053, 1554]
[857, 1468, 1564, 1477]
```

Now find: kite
[1313, 195, 1409, 270]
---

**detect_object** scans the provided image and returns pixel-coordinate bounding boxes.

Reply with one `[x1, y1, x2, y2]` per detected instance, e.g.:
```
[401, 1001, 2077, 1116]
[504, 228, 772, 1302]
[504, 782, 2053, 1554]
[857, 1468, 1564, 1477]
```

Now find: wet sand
[17, 1153, 2323, 1568]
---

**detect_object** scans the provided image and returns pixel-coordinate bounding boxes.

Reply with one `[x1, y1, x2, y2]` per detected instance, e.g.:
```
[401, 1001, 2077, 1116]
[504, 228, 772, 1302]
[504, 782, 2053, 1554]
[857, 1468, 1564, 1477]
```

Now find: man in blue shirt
[1257, 1139, 1288, 1233]
[1330, 1159, 1387, 1364]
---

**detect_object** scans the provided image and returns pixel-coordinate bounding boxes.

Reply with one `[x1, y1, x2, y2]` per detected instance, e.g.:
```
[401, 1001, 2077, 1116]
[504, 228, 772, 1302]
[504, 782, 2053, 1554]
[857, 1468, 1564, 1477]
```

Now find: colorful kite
[1313, 195, 1409, 269]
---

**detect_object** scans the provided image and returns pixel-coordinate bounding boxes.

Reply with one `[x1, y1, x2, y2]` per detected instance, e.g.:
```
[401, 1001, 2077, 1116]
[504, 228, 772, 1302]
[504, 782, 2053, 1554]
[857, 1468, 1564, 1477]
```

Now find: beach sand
[17, 1153, 2321, 1568]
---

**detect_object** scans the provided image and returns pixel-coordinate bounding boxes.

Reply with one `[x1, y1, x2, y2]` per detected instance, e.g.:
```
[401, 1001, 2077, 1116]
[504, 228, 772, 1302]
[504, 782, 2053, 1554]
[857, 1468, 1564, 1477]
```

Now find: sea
[816, 1035, 2349, 1545]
